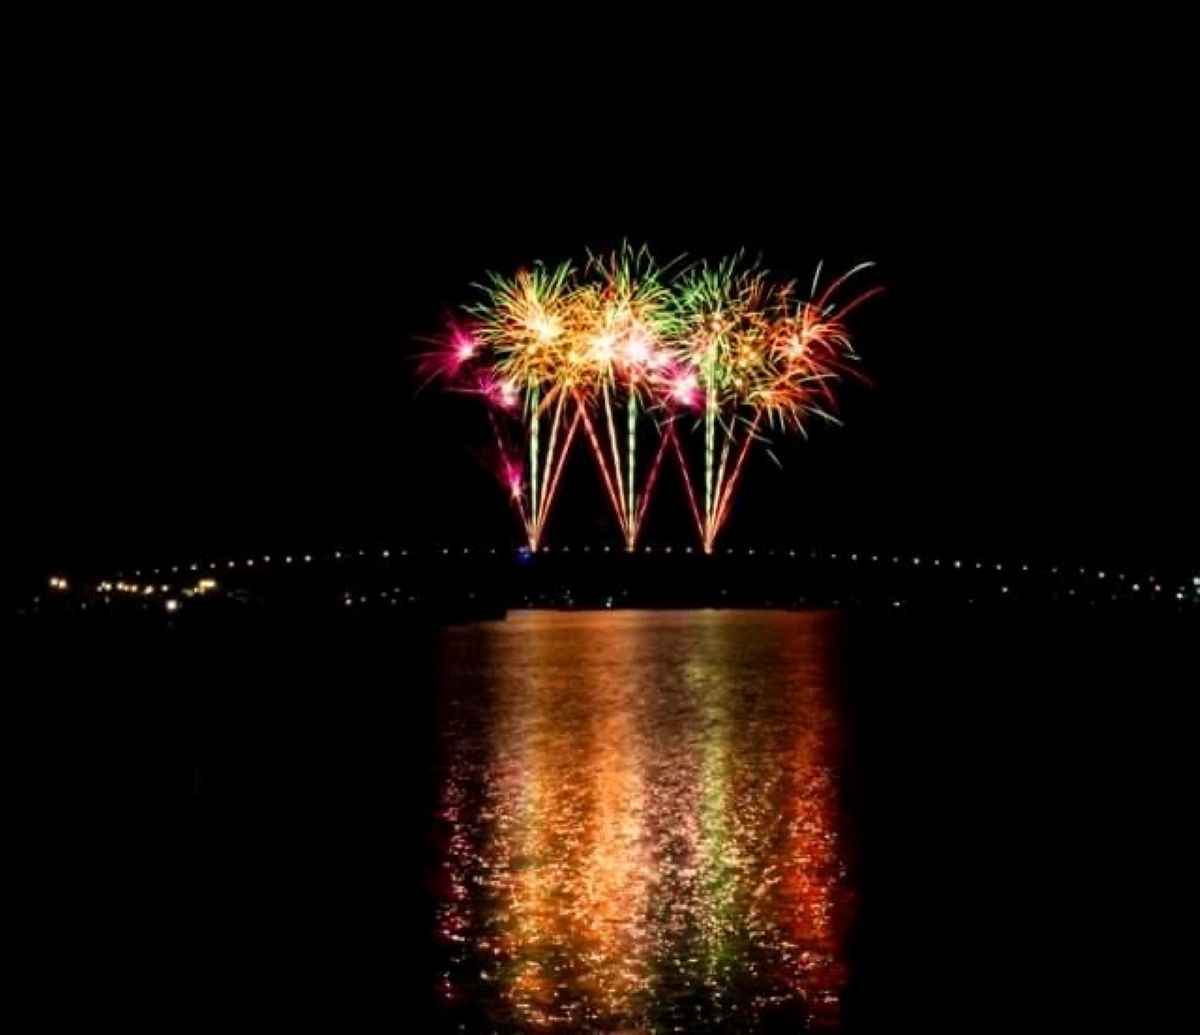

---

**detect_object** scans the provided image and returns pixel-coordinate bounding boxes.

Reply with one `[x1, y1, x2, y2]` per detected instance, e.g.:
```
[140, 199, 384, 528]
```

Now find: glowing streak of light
[537, 407, 580, 536]
[626, 389, 637, 550]
[528, 385, 541, 548]
[578, 401, 627, 531]
[633, 428, 673, 537]
[487, 408, 531, 535]
[705, 338, 718, 550]
[711, 417, 761, 552]
[669, 425, 706, 544]
[602, 380, 627, 533]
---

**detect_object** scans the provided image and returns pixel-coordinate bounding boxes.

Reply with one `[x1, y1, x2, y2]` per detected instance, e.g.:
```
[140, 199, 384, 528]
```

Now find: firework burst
[466, 261, 582, 551]
[425, 248, 878, 553]
[568, 244, 684, 550]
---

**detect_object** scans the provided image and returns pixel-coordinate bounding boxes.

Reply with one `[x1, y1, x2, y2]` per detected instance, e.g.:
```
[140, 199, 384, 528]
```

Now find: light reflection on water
[435, 610, 849, 1031]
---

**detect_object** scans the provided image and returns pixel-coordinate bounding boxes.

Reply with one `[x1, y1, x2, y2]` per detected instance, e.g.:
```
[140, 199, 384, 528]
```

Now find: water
[432, 610, 850, 1031]
[24, 604, 1193, 1029]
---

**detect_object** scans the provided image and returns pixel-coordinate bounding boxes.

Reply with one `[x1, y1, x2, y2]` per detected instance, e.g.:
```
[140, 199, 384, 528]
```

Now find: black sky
[11, 31, 1198, 591]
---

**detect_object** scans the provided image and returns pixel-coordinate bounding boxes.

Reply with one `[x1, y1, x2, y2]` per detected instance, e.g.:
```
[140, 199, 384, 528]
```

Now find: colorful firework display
[428, 245, 879, 552]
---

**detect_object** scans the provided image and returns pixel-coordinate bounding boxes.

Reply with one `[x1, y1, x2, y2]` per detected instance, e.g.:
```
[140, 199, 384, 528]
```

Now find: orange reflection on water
[436, 610, 849, 1031]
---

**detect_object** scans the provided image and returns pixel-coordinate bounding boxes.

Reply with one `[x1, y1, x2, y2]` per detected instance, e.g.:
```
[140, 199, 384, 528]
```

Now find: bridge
[28, 544, 1200, 620]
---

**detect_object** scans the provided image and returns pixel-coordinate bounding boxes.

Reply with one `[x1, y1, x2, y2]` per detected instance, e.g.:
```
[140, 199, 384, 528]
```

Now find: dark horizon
[12, 42, 1198, 595]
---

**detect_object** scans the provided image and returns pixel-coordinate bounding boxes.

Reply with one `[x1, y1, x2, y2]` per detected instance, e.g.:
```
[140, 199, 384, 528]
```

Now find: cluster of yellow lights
[182, 578, 218, 598]
[101, 581, 149, 594]
[47, 576, 69, 591]
[95, 577, 217, 599]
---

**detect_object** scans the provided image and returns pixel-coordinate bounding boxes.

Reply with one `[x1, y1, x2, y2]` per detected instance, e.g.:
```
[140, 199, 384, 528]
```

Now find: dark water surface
[15, 606, 1197, 1030]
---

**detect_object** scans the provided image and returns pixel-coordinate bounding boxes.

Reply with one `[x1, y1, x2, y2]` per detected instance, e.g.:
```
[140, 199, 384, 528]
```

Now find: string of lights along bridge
[426, 244, 881, 554]
[40, 545, 1199, 616]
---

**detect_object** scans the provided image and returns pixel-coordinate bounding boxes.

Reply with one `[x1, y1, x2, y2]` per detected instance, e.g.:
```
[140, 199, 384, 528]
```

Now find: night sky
[12, 37, 1197, 594]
